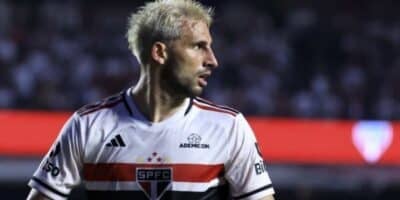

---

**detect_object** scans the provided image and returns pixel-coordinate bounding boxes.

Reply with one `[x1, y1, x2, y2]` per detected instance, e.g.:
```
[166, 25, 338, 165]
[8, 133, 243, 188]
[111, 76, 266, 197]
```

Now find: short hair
[126, 0, 214, 65]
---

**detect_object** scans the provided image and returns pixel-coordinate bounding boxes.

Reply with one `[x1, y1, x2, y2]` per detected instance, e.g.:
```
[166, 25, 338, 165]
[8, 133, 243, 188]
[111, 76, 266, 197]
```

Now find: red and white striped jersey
[28, 88, 274, 200]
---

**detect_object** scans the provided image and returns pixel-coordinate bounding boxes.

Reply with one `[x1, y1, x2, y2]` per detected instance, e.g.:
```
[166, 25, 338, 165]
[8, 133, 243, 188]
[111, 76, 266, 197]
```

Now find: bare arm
[26, 189, 52, 200]
[259, 194, 275, 200]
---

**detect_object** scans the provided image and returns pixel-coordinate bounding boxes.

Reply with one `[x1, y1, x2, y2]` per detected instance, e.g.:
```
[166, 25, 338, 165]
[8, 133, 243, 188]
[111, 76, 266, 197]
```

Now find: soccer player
[26, 0, 275, 199]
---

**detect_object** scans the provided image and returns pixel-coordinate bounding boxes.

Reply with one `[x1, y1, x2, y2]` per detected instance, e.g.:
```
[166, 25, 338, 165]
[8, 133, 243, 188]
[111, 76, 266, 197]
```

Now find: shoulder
[192, 97, 240, 118]
[192, 98, 254, 136]
[76, 91, 126, 117]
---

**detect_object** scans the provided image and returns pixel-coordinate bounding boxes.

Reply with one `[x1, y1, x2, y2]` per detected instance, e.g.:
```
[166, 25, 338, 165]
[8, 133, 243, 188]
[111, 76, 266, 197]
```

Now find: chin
[187, 86, 204, 97]
[171, 81, 204, 98]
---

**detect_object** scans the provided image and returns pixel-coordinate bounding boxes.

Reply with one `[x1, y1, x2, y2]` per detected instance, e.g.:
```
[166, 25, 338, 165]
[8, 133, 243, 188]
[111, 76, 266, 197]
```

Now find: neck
[131, 67, 186, 122]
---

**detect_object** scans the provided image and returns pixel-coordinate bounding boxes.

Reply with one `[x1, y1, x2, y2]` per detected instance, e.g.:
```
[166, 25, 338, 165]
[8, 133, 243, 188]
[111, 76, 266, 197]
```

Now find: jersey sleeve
[28, 113, 84, 200]
[225, 114, 275, 200]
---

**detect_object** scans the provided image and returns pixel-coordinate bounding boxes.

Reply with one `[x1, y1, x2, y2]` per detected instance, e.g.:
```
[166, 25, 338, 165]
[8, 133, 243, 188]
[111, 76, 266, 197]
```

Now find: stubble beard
[160, 64, 203, 98]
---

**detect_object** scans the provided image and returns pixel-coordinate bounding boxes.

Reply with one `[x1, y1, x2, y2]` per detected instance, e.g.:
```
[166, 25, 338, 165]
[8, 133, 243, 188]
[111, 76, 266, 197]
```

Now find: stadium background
[1, 0, 400, 199]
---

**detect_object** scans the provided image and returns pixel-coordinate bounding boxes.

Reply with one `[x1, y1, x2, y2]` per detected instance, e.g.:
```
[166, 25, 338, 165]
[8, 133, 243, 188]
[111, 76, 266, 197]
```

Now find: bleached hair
[126, 0, 214, 64]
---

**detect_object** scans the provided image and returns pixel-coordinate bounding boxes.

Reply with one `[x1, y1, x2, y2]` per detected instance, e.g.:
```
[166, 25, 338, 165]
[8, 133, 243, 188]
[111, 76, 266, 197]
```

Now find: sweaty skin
[161, 20, 218, 98]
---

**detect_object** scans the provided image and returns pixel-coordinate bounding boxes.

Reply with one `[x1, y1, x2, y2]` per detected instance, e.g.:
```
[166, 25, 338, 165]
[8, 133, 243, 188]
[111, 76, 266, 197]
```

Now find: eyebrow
[193, 39, 212, 46]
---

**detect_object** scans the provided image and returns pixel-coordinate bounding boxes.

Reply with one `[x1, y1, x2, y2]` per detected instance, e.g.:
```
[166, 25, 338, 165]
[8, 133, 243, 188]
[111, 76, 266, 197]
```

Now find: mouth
[198, 72, 211, 87]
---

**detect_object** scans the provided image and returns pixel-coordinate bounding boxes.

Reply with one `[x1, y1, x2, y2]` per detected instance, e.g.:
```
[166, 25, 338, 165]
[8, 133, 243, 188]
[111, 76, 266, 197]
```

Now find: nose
[204, 48, 218, 69]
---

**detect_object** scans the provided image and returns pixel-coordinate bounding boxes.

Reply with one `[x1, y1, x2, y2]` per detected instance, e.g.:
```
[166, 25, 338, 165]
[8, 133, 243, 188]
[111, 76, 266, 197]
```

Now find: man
[27, 0, 275, 199]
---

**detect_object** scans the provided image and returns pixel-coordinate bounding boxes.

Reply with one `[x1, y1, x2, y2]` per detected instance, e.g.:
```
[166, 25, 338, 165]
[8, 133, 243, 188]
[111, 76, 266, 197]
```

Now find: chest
[84, 122, 230, 165]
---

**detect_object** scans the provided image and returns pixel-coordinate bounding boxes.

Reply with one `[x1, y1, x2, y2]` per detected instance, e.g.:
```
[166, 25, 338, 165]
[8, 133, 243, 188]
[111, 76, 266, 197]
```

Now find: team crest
[136, 168, 172, 200]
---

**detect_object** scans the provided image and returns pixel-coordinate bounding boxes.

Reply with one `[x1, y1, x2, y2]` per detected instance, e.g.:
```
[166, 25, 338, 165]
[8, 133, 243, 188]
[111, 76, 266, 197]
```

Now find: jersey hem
[28, 177, 69, 200]
[232, 184, 274, 200]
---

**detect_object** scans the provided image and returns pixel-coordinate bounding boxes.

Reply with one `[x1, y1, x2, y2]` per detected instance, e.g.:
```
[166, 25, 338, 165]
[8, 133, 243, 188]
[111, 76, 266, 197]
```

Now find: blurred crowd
[0, 0, 399, 119]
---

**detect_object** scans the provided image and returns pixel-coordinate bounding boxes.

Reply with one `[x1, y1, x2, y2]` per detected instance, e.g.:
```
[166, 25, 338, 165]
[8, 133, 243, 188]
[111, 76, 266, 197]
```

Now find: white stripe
[172, 178, 226, 191]
[151, 181, 157, 199]
[84, 181, 141, 191]
[84, 177, 226, 192]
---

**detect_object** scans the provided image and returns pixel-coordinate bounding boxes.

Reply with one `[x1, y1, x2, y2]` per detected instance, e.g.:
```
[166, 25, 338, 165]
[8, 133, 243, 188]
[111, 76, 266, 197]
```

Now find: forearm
[26, 189, 52, 200]
[259, 194, 275, 200]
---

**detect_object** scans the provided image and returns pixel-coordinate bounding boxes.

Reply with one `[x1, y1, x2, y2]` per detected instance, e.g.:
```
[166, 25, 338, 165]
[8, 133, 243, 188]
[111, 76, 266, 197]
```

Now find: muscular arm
[260, 195, 275, 200]
[26, 189, 52, 200]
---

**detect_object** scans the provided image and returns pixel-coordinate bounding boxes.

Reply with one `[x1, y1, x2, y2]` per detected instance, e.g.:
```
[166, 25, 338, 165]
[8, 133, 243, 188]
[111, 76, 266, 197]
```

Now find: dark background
[1, 0, 400, 119]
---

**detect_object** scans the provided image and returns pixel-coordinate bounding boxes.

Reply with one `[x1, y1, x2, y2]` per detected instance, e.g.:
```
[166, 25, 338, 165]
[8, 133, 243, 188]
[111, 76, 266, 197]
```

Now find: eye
[193, 42, 207, 50]
[193, 43, 202, 50]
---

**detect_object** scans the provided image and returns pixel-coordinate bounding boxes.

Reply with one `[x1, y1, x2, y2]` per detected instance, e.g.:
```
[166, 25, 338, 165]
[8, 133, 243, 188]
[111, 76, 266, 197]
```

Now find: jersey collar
[124, 88, 193, 127]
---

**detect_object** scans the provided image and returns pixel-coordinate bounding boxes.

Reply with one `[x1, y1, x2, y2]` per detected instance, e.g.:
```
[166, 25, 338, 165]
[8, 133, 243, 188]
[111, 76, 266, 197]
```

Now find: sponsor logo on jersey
[105, 134, 126, 147]
[179, 133, 210, 149]
[254, 160, 268, 175]
[136, 168, 172, 200]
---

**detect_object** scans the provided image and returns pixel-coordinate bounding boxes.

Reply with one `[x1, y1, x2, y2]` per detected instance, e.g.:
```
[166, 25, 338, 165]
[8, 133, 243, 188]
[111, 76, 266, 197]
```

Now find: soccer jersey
[28, 88, 274, 200]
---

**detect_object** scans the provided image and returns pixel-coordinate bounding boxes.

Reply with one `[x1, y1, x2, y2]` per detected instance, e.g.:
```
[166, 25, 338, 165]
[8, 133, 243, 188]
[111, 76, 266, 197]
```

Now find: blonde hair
[126, 0, 214, 64]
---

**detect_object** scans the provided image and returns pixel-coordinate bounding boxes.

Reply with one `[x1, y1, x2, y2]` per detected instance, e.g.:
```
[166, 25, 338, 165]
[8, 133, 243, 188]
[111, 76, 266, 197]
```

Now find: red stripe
[195, 97, 214, 105]
[79, 100, 123, 116]
[193, 102, 236, 117]
[195, 97, 239, 113]
[84, 163, 224, 182]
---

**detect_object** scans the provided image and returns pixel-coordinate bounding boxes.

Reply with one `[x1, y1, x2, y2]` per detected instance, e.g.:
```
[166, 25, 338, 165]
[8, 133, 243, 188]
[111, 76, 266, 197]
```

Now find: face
[161, 19, 218, 97]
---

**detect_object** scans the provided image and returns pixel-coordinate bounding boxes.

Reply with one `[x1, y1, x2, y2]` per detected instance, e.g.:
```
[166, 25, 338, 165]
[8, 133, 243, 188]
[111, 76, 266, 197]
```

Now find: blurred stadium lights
[1, 111, 400, 194]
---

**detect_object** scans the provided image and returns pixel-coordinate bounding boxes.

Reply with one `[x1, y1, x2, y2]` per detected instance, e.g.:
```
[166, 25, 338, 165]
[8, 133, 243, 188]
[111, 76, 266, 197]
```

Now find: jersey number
[42, 159, 60, 177]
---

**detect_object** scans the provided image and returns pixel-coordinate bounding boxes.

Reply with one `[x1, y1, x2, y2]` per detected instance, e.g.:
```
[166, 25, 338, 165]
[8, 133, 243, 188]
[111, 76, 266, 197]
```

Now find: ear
[151, 42, 168, 65]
